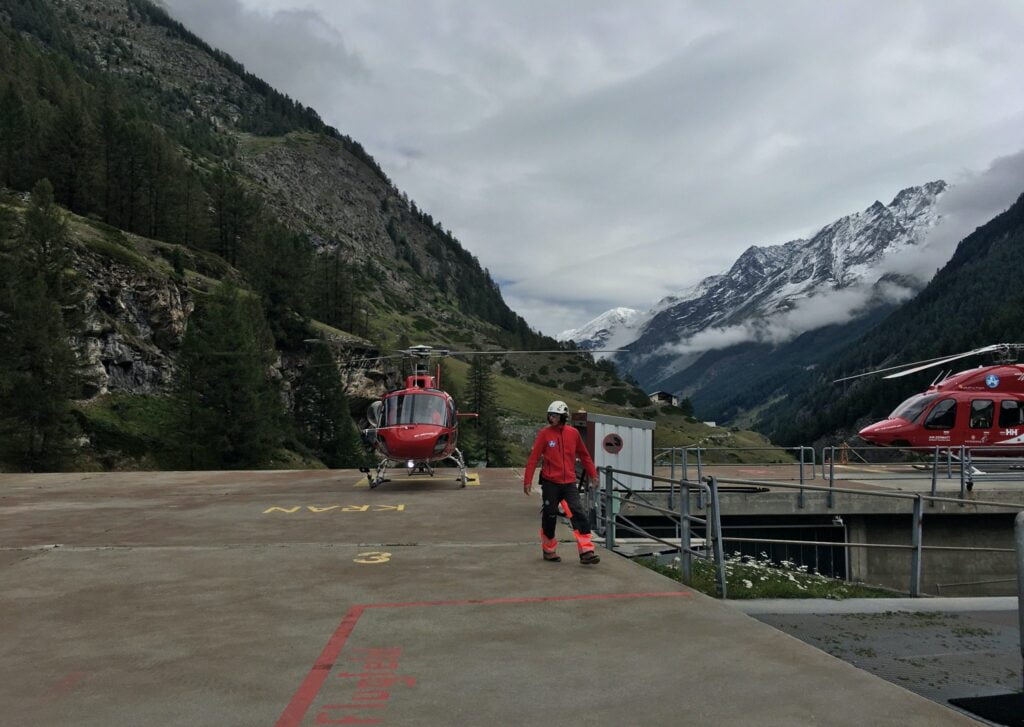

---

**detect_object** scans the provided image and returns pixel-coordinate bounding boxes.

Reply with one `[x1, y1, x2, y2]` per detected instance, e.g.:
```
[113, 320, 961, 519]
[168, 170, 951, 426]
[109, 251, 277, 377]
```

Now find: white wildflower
[742, 579, 753, 589]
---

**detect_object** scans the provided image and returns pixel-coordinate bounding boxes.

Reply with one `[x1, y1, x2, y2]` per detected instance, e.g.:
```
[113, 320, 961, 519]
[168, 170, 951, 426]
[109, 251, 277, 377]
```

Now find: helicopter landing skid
[369, 460, 390, 489]
[447, 448, 468, 488]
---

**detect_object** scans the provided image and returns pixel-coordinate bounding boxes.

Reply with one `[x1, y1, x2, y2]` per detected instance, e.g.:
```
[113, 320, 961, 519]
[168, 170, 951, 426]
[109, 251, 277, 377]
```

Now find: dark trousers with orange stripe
[539, 477, 594, 554]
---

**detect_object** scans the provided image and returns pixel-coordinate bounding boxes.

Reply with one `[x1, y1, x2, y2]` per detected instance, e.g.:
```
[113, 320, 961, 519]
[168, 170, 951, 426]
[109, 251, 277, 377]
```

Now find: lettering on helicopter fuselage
[262, 504, 406, 514]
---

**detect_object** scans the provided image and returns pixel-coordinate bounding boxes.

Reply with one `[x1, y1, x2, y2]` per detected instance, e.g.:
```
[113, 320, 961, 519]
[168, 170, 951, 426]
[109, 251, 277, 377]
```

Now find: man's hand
[523, 481, 532, 496]
[589, 475, 599, 489]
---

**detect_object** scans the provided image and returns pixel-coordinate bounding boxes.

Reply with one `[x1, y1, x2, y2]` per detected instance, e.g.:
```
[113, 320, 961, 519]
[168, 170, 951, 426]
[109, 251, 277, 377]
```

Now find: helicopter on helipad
[836, 343, 1024, 452]
[359, 344, 622, 488]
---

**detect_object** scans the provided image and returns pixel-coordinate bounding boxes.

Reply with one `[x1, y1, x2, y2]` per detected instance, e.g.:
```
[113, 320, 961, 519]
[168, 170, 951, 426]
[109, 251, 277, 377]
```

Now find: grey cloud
[660, 280, 917, 357]
[162, 1, 1024, 336]
[881, 149, 1024, 280]
[162, 0, 367, 112]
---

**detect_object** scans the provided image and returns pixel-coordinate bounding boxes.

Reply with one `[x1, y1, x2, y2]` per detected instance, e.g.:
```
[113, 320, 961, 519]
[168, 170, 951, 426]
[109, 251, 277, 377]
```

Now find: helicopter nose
[858, 419, 907, 445]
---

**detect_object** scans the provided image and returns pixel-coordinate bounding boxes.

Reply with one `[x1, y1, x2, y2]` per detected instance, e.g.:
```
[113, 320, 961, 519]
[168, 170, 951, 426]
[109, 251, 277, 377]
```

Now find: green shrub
[601, 388, 628, 405]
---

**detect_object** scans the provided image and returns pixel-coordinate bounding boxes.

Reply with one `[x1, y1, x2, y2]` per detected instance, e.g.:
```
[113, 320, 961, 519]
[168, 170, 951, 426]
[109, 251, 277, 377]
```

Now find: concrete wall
[849, 513, 1019, 596]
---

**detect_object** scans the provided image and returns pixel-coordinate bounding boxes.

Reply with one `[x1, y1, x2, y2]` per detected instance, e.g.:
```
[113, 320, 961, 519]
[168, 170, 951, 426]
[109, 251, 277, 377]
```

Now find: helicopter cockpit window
[924, 398, 957, 430]
[384, 394, 450, 426]
[889, 394, 939, 423]
[999, 400, 1024, 428]
[969, 400, 994, 429]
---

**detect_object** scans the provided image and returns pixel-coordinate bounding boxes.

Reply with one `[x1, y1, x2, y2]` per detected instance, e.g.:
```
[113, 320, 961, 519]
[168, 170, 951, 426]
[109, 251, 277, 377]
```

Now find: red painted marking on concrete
[276, 606, 365, 727]
[364, 591, 692, 610]
[277, 591, 690, 726]
[43, 671, 87, 699]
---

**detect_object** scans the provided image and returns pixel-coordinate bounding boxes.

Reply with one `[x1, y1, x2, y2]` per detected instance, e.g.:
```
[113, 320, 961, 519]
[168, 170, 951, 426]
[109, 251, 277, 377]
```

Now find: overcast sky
[162, 0, 1024, 337]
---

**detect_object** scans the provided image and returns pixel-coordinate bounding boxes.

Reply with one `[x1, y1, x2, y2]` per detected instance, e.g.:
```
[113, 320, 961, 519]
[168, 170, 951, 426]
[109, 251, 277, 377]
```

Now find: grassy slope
[443, 358, 793, 465]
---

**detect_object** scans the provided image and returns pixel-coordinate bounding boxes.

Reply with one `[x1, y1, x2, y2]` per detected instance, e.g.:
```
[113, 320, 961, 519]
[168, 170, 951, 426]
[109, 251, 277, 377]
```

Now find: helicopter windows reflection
[384, 394, 450, 426]
[999, 400, 1024, 428]
[924, 398, 957, 429]
[969, 400, 994, 429]
[890, 393, 938, 423]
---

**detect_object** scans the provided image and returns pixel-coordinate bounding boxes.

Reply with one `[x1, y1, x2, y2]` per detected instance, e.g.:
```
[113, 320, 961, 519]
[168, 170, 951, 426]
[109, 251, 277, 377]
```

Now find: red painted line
[276, 606, 365, 727]
[43, 672, 87, 699]
[276, 591, 690, 726]
[364, 590, 692, 610]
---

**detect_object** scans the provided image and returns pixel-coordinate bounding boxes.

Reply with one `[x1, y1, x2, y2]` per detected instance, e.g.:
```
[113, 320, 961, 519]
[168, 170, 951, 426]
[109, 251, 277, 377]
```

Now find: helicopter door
[997, 399, 1024, 441]
[968, 399, 994, 444]
[367, 400, 383, 428]
[924, 398, 957, 430]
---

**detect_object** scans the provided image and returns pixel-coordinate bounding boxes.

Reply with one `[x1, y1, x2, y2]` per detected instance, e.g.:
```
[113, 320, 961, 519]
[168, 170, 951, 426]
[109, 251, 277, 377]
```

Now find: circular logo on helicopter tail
[603, 433, 624, 454]
[986, 374, 1000, 389]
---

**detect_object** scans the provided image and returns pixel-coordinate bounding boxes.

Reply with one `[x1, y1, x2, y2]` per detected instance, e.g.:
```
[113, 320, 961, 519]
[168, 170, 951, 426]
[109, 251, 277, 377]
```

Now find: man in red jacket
[523, 401, 600, 564]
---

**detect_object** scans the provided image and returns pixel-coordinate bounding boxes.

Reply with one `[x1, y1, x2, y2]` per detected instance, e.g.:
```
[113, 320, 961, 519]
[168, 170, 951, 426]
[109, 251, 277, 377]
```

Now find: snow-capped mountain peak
[614, 180, 948, 389]
[557, 307, 646, 354]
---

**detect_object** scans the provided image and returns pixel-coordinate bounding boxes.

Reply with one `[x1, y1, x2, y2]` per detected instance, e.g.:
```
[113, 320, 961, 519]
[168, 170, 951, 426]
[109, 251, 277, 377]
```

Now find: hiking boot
[579, 550, 600, 565]
[543, 551, 561, 562]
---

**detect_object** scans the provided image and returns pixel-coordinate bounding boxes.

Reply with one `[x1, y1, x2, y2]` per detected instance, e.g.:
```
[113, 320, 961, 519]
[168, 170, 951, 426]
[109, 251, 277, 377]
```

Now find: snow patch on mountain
[616, 180, 948, 387]
[557, 307, 646, 355]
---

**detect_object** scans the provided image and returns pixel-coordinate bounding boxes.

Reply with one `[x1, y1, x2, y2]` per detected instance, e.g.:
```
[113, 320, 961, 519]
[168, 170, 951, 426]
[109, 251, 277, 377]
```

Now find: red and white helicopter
[359, 345, 621, 488]
[837, 343, 1024, 451]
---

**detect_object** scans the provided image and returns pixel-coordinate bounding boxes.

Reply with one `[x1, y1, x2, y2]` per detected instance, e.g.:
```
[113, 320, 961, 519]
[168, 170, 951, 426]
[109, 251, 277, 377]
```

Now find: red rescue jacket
[524, 424, 598, 486]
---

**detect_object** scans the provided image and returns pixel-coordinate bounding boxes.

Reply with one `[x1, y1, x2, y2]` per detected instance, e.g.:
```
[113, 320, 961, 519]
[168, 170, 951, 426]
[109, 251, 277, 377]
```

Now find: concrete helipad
[0, 468, 982, 726]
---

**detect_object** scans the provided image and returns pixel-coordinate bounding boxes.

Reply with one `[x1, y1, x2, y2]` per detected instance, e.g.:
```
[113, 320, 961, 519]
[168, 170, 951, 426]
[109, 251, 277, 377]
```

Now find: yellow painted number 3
[354, 551, 392, 564]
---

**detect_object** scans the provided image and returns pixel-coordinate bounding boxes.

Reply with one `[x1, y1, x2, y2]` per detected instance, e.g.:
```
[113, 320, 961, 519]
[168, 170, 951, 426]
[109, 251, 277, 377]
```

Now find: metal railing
[820, 444, 1024, 505]
[699, 475, 1020, 597]
[595, 465, 729, 598]
[654, 446, 815, 486]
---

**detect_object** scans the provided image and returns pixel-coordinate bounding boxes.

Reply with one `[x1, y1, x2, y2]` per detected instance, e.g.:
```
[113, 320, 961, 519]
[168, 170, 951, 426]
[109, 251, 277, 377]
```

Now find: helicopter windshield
[889, 393, 939, 422]
[384, 393, 450, 426]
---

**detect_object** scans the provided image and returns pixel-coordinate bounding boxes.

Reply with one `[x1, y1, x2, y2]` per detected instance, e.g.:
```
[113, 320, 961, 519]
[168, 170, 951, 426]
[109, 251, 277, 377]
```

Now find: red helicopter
[358, 345, 622, 488]
[838, 344, 1024, 451]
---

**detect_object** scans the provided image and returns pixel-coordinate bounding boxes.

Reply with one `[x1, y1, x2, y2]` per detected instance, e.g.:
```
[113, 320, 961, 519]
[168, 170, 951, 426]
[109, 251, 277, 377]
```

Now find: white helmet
[547, 400, 569, 416]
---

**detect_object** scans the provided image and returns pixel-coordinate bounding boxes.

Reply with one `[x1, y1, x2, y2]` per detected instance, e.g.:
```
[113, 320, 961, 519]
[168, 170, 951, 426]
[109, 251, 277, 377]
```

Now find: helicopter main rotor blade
[833, 346, 1004, 383]
[882, 345, 1003, 380]
[832, 353, 971, 383]
[445, 349, 626, 356]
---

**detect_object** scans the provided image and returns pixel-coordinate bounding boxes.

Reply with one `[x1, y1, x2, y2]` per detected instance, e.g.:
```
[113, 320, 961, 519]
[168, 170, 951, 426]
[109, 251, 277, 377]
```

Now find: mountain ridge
[561, 181, 947, 395]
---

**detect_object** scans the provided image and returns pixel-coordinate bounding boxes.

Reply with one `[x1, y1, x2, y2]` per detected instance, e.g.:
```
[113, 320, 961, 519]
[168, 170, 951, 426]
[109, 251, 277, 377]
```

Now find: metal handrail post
[930, 446, 938, 504]
[959, 445, 967, 500]
[910, 495, 924, 597]
[604, 466, 615, 550]
[680, 481, 692, 584]
[709, 476, 727, 599]
[696, 448, 706, 511]
[946, 449, 952, 479]
[668, 449, 676, 510]
[682, 448, 689, 482]
[828, 446, 835, 509]
[798, 447, 805, 509]
[1015, 512, 1023, 691]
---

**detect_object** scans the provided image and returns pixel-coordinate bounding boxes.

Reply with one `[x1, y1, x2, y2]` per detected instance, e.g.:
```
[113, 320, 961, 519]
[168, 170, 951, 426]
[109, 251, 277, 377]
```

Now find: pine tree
[175, 282, 284, 468]
[46, 97, 97, 214]
[0, 82, 30, 189]
[0, 181, 82, 471]
[293, 344, 364, 467]
[205, 166, 259, 267]
[20, 180, 82, 317]
[463, 356, 509, 466]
